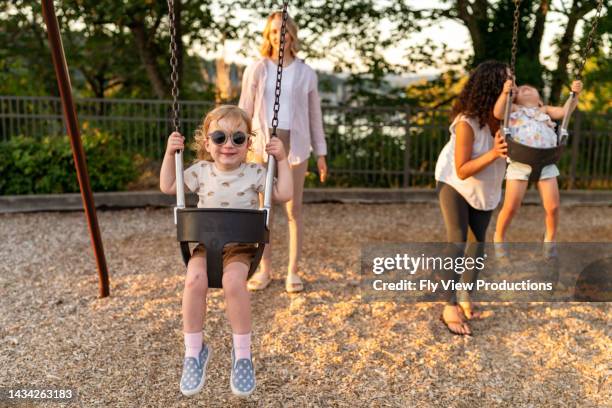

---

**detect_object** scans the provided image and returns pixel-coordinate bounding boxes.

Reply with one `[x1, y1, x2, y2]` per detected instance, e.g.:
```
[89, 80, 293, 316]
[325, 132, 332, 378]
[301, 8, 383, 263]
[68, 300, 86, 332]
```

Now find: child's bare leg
[223, 262, 252, 361]
[494, 179, 528, 242]
[180, 256, 211, 396]
[183, 256, 208, 333]
[537, 177, 560, 242]
[223, 262, 251, 334]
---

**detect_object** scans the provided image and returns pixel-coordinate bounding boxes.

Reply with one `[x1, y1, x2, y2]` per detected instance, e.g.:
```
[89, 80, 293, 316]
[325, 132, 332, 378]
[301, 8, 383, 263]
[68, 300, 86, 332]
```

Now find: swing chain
[510, 0, 521, 77]
[168, 0, 180, 133]
[503, 0, 522, 136]
[270, 1, 289, 138]
[575, 0, 604, 80]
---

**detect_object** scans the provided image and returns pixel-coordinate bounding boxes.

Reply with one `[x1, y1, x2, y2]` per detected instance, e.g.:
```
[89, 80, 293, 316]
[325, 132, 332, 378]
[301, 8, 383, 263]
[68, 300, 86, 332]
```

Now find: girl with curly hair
[434, 60, 510, 335]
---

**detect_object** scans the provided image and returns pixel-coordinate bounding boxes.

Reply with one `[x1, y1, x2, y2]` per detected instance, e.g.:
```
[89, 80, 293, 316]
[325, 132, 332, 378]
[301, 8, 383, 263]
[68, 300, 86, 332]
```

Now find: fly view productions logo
[360, 243, 612, 302]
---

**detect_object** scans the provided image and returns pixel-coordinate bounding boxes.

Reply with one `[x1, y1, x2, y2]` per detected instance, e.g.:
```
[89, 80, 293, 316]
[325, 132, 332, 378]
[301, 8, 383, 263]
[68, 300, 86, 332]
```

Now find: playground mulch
[1, 203, 611, 407]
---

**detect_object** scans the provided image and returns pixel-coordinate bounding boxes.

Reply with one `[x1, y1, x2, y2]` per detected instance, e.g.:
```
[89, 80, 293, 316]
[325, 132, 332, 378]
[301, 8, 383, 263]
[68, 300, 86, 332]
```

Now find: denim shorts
[505, 160, 559, 181]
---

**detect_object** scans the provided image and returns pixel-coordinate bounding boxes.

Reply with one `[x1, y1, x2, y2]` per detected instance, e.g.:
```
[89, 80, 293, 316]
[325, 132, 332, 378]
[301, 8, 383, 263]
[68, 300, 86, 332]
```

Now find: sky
[195, 0, 604, 76]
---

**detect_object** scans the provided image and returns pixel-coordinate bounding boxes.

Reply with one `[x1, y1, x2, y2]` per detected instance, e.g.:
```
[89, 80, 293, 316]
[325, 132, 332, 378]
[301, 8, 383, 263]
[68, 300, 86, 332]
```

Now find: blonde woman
[239, 11, 328, 293]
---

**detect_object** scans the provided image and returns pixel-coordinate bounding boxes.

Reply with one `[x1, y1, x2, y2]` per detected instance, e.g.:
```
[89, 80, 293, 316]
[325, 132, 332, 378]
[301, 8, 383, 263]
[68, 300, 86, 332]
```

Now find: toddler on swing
[160, 105, 293, 397]
[493, 79, 583, 257]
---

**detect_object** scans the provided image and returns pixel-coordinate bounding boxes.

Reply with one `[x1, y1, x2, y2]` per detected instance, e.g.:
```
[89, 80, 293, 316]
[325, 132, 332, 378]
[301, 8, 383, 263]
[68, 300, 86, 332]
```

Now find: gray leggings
[437, 182, 493, 305]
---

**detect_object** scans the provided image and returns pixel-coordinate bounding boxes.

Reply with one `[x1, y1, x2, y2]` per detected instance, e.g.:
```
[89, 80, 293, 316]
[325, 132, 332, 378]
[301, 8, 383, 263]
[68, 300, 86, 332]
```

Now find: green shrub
[0, 130, 138, 194]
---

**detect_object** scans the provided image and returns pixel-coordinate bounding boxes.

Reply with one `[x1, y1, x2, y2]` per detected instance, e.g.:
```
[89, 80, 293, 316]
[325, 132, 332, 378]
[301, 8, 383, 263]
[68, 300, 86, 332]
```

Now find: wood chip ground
[1, 203, 610, 407]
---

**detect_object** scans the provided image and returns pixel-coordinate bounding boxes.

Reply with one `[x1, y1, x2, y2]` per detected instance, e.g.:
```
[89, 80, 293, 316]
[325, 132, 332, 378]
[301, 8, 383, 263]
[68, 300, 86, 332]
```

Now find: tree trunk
[129, 20, 168, 99]
[529, 0, 550, 59]
[455, 0, 487, 62]
[549, 1, 594, 104]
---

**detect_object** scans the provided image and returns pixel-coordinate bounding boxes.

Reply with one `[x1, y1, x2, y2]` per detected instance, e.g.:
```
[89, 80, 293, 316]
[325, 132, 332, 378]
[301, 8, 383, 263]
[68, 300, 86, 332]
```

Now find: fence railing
[1, 95, 610, 189]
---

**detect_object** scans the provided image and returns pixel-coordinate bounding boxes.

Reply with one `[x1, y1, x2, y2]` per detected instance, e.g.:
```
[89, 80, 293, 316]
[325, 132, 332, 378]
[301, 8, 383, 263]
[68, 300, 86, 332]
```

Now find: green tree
[0, 0, 220, 99]
[0, 1, 59, 96]
[418, 0, 609, 104]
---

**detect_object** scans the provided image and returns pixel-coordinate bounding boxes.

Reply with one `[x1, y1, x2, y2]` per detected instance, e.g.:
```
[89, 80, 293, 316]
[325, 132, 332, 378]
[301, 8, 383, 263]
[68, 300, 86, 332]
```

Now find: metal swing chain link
[575, 0, 604, 81]
[167, 0, 186, 215]
[262, 1, 289, 223]
[270, 1, 289, 138]
[556, 0, 604, 145]
[503, 0, 522, 136]
[510, 0, 521, 77]
[168, 0, 180, 133]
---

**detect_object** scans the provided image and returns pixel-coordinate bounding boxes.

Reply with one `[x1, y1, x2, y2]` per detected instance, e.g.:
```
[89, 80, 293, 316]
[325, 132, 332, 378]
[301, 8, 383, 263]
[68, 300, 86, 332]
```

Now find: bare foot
[441, 305, 471, 335]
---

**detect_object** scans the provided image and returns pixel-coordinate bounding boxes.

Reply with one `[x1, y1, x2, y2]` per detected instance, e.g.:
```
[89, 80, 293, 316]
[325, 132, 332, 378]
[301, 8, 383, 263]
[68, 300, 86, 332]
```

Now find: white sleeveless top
[264, 59, 295, 130]
[434, 115, 506, 211]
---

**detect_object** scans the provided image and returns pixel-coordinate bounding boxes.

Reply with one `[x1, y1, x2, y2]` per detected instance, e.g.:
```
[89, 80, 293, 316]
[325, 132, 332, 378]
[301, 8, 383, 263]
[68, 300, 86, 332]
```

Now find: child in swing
[159, 105, 293, 397]
[493, 79, 583, 256]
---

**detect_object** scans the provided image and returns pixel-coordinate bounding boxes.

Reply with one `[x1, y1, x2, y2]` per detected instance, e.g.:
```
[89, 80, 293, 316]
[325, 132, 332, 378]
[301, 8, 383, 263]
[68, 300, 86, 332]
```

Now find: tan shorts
[192, 243, 257, 268]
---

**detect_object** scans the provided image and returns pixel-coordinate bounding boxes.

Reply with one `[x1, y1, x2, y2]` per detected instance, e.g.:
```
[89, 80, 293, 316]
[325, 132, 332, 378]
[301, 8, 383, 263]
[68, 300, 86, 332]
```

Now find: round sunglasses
[208, 130, 248, 146]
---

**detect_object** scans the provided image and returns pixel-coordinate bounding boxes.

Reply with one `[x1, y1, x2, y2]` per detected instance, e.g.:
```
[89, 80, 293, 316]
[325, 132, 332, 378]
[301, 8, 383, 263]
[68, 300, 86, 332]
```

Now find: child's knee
[545, 203, 559, 217]
[504, 204, 520, 217]
[185, 271, 208, 292]
[185, 259, 208, 292]
[222, 263, 248, 296]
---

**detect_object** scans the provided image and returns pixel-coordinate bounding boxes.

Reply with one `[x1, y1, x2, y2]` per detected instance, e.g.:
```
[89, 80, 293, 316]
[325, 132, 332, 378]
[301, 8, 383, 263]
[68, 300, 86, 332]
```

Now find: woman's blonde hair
[192, 105, 253, 161]
[259, 11, 299, 58]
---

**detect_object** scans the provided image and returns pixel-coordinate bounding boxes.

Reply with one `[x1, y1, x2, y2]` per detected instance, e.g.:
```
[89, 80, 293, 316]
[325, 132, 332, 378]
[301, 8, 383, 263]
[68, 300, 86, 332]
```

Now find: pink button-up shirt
[239, 58, 327, 165]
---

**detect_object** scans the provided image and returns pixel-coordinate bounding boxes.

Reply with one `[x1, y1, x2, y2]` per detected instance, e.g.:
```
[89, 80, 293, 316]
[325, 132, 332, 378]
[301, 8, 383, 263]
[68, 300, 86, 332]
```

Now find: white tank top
[434, 114, 506, 211]
[264, 59, 295, 130]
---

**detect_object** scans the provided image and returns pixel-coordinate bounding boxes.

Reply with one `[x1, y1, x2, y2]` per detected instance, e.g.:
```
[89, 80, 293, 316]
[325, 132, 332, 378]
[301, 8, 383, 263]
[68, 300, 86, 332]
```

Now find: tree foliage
[0, 1, 609, 110]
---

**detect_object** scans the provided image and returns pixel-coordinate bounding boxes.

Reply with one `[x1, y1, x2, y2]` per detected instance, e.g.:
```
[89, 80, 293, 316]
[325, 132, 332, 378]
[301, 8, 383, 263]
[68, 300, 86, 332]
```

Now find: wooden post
[41, 0, 110, 297]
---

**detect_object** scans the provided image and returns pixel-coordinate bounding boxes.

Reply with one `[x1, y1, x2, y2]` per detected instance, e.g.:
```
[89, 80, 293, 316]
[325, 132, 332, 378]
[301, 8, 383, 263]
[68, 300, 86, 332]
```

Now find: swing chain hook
[574, 0, 604, 81]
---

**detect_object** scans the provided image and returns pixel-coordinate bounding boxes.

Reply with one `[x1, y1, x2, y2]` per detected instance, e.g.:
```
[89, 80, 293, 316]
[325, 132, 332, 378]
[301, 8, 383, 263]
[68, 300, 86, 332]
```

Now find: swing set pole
[41, 0, 110, 298]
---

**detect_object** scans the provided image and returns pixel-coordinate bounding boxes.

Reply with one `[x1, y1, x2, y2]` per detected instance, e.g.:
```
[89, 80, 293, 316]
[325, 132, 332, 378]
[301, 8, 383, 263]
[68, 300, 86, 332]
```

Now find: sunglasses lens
[210, 130, 227, 145]
[232, 132, 247, 145]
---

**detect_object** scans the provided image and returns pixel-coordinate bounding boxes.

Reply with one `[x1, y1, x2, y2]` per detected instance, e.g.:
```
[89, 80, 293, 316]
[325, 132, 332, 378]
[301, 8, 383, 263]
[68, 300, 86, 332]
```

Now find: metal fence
[1, 95, 610, 189]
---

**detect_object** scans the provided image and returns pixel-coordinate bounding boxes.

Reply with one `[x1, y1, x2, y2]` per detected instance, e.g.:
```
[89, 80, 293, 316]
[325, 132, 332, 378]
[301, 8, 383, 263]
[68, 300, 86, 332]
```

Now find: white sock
[233, 332, 251, 360]
[184, 332, 203, 358]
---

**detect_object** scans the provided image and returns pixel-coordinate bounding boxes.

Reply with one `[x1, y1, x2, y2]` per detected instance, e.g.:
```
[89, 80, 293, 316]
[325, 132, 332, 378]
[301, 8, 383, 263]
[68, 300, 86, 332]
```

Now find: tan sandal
[285, 273, 303, 293]
[247, 271, 271, 291]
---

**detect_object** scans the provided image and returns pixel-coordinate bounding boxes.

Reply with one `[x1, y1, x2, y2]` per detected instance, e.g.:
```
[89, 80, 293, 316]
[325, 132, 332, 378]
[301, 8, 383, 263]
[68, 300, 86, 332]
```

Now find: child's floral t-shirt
[509, 106, 557, 148]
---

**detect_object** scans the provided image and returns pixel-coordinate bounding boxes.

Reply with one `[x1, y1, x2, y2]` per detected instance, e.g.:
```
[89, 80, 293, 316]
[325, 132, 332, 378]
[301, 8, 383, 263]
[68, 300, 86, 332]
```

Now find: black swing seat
[176, 208, 269, 288]
[506, 134, 566, 183]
